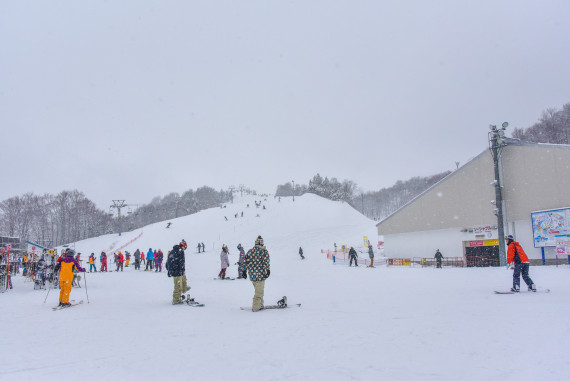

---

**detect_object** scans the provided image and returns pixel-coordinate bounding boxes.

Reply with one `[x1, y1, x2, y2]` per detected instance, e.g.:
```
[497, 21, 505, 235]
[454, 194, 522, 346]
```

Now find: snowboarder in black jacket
[166, 241, 190, 304]
[349, 247, 358, 267]
[434, 249, 443, 268]
[299, 247, 305, 260]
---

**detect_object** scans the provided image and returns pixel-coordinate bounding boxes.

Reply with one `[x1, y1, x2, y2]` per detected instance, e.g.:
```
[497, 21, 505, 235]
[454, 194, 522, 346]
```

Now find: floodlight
[489, 125, 497, 131]
[502, 122, 508, 128]
[497, 130, 505, 137]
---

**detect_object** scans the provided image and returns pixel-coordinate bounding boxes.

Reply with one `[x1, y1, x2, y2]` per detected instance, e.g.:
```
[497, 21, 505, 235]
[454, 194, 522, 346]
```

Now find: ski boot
[529, 284, 537, 292]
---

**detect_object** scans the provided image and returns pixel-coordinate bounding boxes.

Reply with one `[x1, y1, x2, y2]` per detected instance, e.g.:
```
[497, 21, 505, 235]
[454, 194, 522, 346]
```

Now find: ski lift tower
[110, 200, 131, 236]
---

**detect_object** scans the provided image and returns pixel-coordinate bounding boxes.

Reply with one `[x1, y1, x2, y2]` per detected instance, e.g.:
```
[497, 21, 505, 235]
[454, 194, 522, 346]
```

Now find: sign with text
[531, 207, 570, 247]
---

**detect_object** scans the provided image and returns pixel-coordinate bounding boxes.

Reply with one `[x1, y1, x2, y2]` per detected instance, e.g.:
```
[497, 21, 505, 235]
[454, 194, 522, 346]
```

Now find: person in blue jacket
[145, 248, 154, 271]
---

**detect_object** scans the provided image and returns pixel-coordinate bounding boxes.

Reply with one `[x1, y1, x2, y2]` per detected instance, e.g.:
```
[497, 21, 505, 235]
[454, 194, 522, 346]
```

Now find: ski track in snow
[1, 195, 569, 381]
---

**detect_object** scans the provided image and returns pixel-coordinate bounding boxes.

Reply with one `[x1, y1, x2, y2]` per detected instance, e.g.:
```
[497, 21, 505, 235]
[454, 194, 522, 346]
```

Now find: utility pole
[239, 184, 245, 197]
[488, 122, 508, 267]
[110, 200, 127, 236]
[292, 180, 295, 201]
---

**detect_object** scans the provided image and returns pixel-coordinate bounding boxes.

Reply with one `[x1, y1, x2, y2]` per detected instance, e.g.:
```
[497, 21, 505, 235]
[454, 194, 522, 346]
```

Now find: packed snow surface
[2, 194, 569, 380]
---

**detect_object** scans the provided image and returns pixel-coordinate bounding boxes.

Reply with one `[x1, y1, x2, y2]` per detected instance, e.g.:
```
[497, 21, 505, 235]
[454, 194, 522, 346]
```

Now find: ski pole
[43, 275, 53, 304]
[84, 272, 90, 304]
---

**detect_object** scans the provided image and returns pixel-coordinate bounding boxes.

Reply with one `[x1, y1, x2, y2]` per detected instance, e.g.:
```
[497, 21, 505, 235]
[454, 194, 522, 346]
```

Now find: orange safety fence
[321, 249, 387, 267]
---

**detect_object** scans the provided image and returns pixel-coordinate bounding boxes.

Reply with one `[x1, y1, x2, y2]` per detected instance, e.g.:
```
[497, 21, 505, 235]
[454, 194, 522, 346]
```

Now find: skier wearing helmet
[54, 249, 86, 307]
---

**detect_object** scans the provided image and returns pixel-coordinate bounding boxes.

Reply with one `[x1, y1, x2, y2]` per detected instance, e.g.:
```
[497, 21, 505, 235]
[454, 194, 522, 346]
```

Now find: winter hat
[65, 248, 75, 256]
[255, 236, 264, 246]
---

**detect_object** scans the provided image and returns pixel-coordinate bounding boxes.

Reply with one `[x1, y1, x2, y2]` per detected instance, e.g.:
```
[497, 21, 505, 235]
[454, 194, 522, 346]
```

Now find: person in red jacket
[116, 251, 125, 272]
[506, 235, 536, 292]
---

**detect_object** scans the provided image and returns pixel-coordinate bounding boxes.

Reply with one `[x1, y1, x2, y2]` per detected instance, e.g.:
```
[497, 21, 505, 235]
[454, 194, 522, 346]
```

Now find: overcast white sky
[1, 0, 569, 209]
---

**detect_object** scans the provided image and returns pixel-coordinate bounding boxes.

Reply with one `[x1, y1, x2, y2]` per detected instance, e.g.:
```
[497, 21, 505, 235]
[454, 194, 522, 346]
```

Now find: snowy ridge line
[110, 230, 144, 255]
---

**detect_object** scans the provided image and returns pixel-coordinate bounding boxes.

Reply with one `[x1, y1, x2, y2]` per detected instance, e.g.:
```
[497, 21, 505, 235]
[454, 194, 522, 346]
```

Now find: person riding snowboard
[166, 240, 190, 304]
[506, 235, 536, 292]
[245, 236, 270, 312]
[349, 246, 358, 267]
[54, 248, 86, 307]
[218, 245, 230, 279]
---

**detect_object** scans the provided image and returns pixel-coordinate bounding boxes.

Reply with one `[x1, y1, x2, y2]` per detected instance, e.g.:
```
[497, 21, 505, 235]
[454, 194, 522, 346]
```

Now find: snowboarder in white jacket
[218, 245, 230, 279]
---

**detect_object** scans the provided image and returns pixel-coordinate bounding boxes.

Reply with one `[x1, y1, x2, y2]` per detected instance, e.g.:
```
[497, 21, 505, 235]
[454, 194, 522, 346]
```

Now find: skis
[494, 289, 550, 294]
[52, 300, 84, 311]
[180, 294, 204, 307]
[213, 277, 235, 280]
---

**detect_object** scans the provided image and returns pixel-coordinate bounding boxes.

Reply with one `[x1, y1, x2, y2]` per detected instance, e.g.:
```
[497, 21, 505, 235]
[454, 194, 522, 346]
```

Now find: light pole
[110, 200, 127, 236]
[292, 180, 295, 201]
[488, 122, 508, 267]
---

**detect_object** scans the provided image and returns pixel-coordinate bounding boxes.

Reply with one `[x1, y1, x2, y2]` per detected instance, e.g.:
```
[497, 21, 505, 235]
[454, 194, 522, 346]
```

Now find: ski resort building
[376, 139, 570, 265]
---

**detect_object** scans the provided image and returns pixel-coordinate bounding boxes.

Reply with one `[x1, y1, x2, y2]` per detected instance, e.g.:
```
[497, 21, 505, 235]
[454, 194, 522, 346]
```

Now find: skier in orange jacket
[506, 235, 536, 292]
[54, 248, 86, 307]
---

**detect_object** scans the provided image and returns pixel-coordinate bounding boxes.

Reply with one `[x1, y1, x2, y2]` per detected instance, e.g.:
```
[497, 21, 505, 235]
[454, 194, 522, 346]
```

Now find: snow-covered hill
[2, 194, 569, 381]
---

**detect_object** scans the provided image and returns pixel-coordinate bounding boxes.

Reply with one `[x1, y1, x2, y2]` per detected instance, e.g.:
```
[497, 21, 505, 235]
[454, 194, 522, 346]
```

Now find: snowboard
[180, 294, 204, 307]
[494, 289, 550, 294]
[240, 296, 300, 311]
[213, 277, 235, 280]
[52, 300, 84, 311]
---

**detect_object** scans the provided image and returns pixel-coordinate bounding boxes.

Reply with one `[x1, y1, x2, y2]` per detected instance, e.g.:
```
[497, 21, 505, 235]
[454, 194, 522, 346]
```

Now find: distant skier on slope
[349, 246, 358, 267]
[299, 247, 305, 260]
[506, 235, 536, 292]
[88, 253, 97, 272]
[434, 249, 443, 268]
[245, 236, 270, 312]
[54, 249, 85, 308]
[368, 245, 374, 268]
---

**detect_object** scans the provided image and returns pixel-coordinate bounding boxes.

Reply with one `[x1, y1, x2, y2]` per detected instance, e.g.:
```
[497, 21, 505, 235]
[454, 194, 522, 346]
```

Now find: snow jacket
[157, 251, 164, 263]
[117, 253, 124, 263]
[349, 248, 358, 258]
[238, 247, 245, 266]
[245, 244, 270, 282]
[166, 245, 185, 277]
[435, 251, 443, 260]
[134, 249, 140, 260]
[146, 249, 154, 261]
[220, 249, 230, 269]
[368, 246, 374, 259]
[507, 241, 529, 264]
[55, 255, 85, 282]
[89, 255, 95, 265]
[100, 254, 107, 264]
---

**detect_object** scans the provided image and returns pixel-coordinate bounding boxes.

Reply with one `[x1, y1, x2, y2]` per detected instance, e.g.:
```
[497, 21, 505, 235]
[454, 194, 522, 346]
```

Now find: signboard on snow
[531, 207, 570, 247]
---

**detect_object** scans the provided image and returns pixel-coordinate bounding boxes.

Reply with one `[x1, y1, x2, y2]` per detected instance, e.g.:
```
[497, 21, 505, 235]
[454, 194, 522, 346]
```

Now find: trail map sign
[531, 207, 570, 248]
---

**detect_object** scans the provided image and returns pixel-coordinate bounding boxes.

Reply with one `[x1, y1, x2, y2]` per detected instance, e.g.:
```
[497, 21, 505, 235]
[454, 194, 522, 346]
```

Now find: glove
[266, 269, 270, 278]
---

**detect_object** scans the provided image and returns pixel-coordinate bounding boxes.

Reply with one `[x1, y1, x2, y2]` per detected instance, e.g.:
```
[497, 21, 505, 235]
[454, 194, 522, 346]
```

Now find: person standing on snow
[506, 235, 536, 292]
[368, 245, 374, 268]
[155, 249, 164, 272]
[116, 251, 124, 272]
[245, 236, 270, 312]
[88, 253, 97, 272]
[145, 249, 154, 271]
[218, 245, 230, 279]
[166, 240, 190, 304]
[100, 252, 108, 272]
[349, 246, 358, 267]
[125, 251, 131, 267]
[299, 247, 305, 260]
[134, 249, 141, 270]
[434, 249, 443, 268]
[236, 244, 246, 279]
[54, 248, 86, 307]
